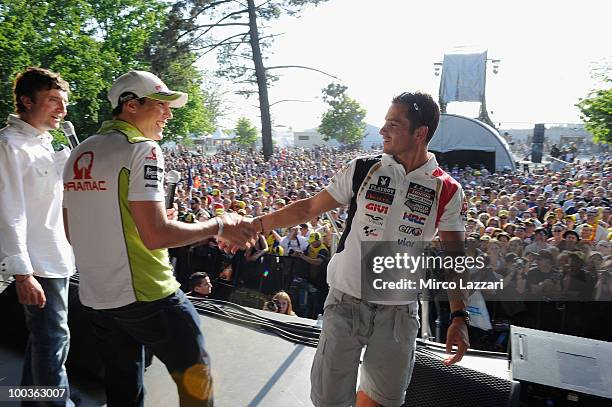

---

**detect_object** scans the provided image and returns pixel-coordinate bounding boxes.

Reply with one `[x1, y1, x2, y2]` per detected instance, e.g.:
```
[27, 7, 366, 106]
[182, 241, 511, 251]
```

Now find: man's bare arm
[130, 201, 256, 250]
[438, 230, 470, 365]
[258, 190, 341, 231]
[438, 230, 468, 311]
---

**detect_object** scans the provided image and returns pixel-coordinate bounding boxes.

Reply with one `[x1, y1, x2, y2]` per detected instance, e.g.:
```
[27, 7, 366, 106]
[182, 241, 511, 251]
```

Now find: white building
[500, 124, 592, 146]
[293, 123, 381, 150]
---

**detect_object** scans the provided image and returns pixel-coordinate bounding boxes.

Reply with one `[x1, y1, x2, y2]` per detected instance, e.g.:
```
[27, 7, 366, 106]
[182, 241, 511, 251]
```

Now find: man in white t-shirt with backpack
[253, 92, 470, 407]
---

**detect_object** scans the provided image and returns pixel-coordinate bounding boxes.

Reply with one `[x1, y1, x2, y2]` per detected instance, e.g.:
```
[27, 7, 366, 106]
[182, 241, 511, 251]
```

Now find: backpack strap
[336, 155, 382, 253]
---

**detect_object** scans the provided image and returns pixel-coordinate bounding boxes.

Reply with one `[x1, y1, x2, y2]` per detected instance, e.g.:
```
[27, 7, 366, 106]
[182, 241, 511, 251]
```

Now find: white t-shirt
[280, 234, 308, 254]
[325, 153, 466, 304]
[63, 120, 179, 309]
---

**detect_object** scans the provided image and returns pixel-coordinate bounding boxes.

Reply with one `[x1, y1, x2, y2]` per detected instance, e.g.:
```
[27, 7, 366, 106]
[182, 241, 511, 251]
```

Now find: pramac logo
[64, 151, 107, 192]
[73, 152, 94, 179]
[145, 147, 158, 161]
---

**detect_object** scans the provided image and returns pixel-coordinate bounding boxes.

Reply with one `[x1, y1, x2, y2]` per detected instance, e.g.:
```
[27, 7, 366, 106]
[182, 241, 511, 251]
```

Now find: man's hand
[216, 214, 258, 253]
[15, 275, 46, 308]
[444, 319, 469, 366]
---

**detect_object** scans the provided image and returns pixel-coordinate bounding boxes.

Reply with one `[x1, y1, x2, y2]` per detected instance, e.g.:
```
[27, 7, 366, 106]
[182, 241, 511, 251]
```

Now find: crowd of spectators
[165, 144, 612, 343]
[455, 154, 612, 303]
[164, 146, 350, 255]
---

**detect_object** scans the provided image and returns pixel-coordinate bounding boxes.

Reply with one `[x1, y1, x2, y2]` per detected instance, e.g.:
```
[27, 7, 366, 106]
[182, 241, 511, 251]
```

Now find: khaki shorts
[310, 288, 420, 407]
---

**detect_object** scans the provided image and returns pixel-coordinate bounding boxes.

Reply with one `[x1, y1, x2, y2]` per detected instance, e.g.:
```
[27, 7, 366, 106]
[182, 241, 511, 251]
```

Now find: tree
[159, 56, 215, 140]
[577, 88, 612, 144]
[577, 65, 611, 146]
[157, 0, 332, 159]
[318, 83, 367, 148]
[0, 0, 219, 143]
[201, 79, 229, 128]
[576, 63, 611, 144]
[234, 117, 259, 146]
[0, 0, 165, 137]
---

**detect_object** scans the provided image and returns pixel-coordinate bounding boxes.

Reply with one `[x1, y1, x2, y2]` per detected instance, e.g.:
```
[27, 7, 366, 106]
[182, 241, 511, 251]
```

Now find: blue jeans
[22, 277, 73, 407]
[87, 289, 213, 407]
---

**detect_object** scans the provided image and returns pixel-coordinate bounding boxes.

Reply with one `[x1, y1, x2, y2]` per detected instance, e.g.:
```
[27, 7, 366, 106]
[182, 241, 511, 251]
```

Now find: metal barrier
[171, 245, 329, 319]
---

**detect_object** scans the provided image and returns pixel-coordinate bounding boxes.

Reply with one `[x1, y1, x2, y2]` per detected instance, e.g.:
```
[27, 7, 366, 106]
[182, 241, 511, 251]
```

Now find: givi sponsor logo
[365, 202, 389, 214]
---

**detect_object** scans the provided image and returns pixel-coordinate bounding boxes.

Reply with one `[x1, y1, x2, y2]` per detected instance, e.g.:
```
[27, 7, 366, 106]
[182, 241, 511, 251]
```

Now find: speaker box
[403, 350, 520, 407]
[511, 326, 612, 406]
[533, 123, 545, 144]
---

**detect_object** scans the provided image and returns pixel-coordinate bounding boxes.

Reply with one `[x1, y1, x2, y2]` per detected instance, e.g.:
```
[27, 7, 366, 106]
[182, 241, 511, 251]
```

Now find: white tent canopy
[429, 114, 516, 171]
[210, 128, 236, 140]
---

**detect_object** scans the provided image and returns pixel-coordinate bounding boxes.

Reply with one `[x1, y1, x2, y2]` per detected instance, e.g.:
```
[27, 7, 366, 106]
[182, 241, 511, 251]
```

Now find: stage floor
[0, 305, 512, 406]
[0, 309, 318, 407]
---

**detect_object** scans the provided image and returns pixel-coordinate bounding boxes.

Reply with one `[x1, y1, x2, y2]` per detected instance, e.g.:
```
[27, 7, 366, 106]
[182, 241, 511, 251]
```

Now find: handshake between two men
[213, 212, 262, 254]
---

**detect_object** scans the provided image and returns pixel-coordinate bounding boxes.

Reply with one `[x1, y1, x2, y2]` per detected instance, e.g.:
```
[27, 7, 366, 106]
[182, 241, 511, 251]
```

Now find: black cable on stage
[188, 296, 321, 347]
[192, 297, 321, 334]
[68, 274, 508, 358]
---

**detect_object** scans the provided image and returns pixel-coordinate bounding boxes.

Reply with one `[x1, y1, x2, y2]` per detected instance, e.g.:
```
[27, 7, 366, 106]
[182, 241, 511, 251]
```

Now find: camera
[265, 299, 281, 312]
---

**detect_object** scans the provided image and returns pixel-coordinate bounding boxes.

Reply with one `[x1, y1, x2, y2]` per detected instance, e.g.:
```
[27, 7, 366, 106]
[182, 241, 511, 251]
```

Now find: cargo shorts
[310, 288, 420, 407]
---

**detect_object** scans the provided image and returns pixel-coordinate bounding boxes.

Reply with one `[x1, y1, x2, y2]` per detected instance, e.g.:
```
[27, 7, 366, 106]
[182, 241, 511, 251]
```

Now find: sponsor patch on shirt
[364, 213, 385, 226]
[366, 190, 394, 205]
[406, 182, 435, 205]
[365, 202, 389, 214]
[144, 147, 158, 161]
[366, 183, 395, 205]
[404, 199, 432, 216]
[144, 165, 163, 181]
[404, 182, 435, 215]
[398, 224, 423, 236]
[377, 176, 391, 187]
[402, 212, 426, 225]
[369, 183, 396, 196]
[363, 226, 379, 237]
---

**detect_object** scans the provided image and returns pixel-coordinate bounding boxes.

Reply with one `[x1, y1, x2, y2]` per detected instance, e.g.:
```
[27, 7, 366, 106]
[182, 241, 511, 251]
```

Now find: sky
[198, 0, 611, 132]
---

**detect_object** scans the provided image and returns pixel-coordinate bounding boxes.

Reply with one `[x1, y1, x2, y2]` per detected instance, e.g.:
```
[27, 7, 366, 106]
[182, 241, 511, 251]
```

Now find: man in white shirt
[0, 67, 75, 406]
[255, 92, 469, 407]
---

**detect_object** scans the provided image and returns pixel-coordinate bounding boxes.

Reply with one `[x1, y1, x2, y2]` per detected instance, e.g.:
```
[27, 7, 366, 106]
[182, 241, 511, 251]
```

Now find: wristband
[215, 216, 224, 236]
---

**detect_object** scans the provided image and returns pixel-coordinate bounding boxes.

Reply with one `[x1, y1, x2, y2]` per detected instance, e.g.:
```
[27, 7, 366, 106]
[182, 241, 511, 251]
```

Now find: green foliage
[234, 117, 259, 146]
[201, 83, 228, 128]
[577, 87, 612, 144]
[161, 56, 215, 142]
[318, 83, 367, 147]
[0, 0, 219, 142]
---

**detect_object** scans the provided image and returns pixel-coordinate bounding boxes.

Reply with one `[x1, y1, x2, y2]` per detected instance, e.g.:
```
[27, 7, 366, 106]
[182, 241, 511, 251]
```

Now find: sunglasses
[397, 93, 425, 127]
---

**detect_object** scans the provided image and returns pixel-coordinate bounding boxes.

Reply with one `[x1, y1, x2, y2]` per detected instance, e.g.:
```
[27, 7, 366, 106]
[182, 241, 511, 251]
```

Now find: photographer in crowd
[263, 290, 296, 316]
